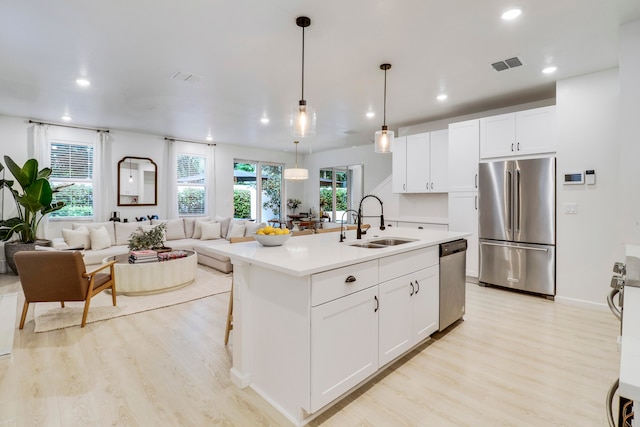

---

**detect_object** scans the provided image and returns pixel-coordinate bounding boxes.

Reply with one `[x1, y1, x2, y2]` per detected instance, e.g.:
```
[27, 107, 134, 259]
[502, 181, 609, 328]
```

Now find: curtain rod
[28, 119, 110, 133]
[164, 137, 216, 146]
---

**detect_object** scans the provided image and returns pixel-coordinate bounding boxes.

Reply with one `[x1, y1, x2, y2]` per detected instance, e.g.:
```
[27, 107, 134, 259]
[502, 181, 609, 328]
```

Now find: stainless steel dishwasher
[439, 239, 467, 332]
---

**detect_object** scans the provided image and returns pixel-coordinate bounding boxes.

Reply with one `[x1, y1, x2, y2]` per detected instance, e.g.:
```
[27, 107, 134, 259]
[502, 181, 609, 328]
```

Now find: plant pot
[4, 239, 51, 275]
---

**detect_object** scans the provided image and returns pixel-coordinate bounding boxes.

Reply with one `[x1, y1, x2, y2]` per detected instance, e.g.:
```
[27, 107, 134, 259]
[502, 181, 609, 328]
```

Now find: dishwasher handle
[440, 239, 467, 257]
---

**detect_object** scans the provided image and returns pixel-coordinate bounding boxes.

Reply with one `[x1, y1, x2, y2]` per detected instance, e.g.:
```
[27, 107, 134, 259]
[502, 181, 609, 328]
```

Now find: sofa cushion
[73, 221, 116, 246]
[184, 216, 210, 238]
[115, 222, 153, 246]
[227, 222, 246, 239]
[245, 222, 265, 236]
[165, 238, 196, 251]
[194, 240, 232, 262]
[151, 218, 186, 240]
[214, 216, 231, 239]
[82, 245, 129, 267]
[62, 226, 91, 249]
[89, 226, 111, 250]
[201, 222, 221, 240]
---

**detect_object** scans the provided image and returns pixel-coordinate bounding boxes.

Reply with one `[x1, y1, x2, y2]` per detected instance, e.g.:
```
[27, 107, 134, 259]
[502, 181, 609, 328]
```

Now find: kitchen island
[207, 227, 469, 426]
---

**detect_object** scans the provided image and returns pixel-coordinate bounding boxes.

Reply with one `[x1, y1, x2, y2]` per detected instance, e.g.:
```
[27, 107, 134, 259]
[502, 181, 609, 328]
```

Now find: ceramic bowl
[253, 232, 292, 247]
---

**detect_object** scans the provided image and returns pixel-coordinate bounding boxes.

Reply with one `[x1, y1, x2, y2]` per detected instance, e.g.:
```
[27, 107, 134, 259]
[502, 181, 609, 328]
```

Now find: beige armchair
[14, 251, 117, 329]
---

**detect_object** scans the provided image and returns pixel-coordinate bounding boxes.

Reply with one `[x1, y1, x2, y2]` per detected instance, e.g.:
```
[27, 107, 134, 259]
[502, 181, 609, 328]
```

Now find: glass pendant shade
[291, 101, 316, 137]
[374, 126, 394, 153]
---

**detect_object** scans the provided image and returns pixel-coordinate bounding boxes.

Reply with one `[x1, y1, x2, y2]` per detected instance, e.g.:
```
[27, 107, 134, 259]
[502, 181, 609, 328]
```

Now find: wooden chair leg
[61, 301, 65, 308]
[111, 282, 117, 306]
[224, 280, 234, 345]
[19, 301, 29, 329]
[81, 295, 92, 328]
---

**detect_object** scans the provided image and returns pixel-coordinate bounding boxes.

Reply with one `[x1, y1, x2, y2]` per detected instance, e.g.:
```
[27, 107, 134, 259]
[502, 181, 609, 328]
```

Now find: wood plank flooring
[0, 275, 620, 426]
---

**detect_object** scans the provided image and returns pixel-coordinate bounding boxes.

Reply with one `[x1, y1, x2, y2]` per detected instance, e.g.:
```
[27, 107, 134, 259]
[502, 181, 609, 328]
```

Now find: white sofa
[51, 217, 264, 273]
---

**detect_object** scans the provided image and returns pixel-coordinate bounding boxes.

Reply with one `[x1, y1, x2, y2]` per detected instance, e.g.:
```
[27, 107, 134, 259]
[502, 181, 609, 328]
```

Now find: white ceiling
[1, 1, 639, 153]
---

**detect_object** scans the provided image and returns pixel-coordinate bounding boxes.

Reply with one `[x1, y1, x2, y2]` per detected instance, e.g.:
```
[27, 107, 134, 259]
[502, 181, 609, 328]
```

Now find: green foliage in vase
[128, 223, 167, 251]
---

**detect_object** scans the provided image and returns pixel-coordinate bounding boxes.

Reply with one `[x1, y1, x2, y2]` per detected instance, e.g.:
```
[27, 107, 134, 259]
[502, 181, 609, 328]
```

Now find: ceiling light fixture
[374, 63, 393, 154]
[206, 135, 213, 141]
[76, 78, 91, 87]
[291, 16, 316, 138]
[542, 66, 557, 74]
[261, 117, 270, 124]
[437, 94, 448, 101]
[366, 111, 375, 118]
[61, 115, 72, 122]
[284, 140, 309, 180]
[501, 9, 522, 20]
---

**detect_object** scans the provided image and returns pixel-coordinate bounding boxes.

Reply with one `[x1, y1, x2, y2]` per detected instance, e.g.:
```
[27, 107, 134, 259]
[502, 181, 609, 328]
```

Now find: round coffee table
[103, 249, 198, 295]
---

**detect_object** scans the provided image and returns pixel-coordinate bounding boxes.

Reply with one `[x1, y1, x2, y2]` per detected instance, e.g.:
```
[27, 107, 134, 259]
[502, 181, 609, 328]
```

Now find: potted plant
[0, 156, 68, 274]
[128, 223, 168, 251]
[287, 198, 301, 214]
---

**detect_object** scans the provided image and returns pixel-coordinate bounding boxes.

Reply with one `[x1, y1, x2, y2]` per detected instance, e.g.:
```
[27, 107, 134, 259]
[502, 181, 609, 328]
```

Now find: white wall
[555, 68, 622, 306]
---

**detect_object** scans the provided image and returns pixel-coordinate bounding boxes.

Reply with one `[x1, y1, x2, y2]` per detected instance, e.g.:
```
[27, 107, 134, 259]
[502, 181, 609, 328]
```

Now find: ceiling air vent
[491, 56, 523, 72]
[170, 71, 202, 83]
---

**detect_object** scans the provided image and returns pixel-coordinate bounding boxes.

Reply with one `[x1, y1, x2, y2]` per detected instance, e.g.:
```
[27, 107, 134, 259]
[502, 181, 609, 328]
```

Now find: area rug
[33, 266, 231, 333]
[0, 292, 18, 355]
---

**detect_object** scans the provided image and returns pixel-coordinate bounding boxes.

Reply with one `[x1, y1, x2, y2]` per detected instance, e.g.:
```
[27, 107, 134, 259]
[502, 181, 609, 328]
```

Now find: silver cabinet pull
[511, 143, 514, 151]
[517, 142, 520, 151]
[475, 173, 478, 189]
[475, 195, 478, 210]
[345, 275, 356, 283]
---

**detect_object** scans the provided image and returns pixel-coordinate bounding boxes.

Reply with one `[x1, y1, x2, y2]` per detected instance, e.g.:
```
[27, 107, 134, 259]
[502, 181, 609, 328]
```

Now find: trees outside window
[234, 161, 283, 221]
[177, 154, 206, 215]
[49, 142, 94, 218]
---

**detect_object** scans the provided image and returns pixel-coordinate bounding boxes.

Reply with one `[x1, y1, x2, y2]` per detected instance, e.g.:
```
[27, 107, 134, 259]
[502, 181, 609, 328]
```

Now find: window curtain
[166, 139, 179, 218]
[33, 124, 50, 239]
[207, 144, 216, 215]
[93, 131, 112, 222]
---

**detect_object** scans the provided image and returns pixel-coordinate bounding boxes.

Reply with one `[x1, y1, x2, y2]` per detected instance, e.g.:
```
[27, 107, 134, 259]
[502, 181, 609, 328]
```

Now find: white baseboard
[0, 293, 17, 356]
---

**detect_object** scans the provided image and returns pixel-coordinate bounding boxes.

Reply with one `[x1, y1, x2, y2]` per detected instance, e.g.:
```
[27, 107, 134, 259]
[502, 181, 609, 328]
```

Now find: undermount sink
[369, 238, 418, 246]
[349, 242, 387, 249]
[349, 237, 418, 249]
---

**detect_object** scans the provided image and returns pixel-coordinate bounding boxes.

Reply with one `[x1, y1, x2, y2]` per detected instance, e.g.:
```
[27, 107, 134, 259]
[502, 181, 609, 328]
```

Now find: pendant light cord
[383, 67, 387, 127]
[301, 25, 305, 101]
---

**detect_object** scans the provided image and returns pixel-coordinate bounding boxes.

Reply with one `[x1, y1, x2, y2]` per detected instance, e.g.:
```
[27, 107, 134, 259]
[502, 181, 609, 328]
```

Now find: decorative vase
[4, 239, 52, 275]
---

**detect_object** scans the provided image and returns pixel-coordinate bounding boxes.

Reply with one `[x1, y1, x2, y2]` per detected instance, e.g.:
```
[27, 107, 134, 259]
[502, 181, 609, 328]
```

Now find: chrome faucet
[339, 209, 359, 242]
[357, 195, 385, 239]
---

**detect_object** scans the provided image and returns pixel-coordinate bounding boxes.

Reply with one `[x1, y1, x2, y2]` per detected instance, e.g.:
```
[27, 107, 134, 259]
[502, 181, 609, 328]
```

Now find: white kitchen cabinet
[392, 136, 407, 193]
[379, 265, 439, 366]
[480, 105, 556, 159]
[311, 285, 379, 412]
[448, 119, 480, 192]
[393, 130, 448, 193]
[397, 221, 448, 231]
[384, 220, 398, 229]
[448, 191, 478, 277]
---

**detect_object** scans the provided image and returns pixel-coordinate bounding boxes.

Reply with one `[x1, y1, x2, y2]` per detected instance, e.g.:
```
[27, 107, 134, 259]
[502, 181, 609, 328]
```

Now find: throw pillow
[62, 226, 91, 249]
[227, 222, 246, 239]
[200, 222, 222, 240]
[193, 220, 213, 239]
[89, 226, 111, 250]
[215, 216, 232, 239]
[183, 216, 211, 238]
[245, 222, 266, 236]
[225, 219, 247, 240]
[151, 219, 186, 240]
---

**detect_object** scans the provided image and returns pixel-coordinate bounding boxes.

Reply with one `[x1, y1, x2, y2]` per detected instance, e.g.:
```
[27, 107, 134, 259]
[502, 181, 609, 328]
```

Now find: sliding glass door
[233, 160, 283, 222]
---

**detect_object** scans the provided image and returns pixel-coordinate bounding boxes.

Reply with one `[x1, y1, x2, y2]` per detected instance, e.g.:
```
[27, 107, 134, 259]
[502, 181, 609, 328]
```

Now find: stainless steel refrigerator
[478, 157, 556, 296]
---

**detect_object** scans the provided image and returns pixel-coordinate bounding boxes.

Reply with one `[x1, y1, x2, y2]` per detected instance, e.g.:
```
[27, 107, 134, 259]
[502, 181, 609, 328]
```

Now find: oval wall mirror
[117, 156, 158, 206]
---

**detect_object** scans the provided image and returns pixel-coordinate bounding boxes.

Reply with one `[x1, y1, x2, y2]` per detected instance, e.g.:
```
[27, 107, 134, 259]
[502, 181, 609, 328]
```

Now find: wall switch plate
[564, 203, 577, 214]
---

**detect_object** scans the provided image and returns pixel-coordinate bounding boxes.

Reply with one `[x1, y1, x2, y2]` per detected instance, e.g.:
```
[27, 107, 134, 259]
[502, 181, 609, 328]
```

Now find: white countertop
[206, 227, 469, 277]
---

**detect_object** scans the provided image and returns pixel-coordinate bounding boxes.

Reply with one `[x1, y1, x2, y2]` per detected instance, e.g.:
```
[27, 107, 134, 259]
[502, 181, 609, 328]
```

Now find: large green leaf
[4, 156, 38, 191]
[15, 179, 52, 212]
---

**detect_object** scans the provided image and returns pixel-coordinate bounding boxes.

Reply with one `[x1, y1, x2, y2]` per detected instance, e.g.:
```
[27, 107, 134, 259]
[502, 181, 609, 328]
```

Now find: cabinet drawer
[311, 260, 378, 306]
[379, 247, 438, 283]
[397, 221, 448, 231]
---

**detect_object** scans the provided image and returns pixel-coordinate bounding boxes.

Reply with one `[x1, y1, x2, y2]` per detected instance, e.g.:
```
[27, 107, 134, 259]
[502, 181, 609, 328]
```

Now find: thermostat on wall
[563, 172, 584, 185]
[585, 169, 596, 185]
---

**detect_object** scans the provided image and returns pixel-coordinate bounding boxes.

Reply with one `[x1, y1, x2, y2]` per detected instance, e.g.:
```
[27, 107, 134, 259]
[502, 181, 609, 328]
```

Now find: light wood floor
[0, 274, 620, 427]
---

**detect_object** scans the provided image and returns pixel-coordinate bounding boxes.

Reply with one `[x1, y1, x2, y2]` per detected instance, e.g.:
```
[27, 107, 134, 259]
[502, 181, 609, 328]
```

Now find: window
[177, 154, 206, 215]
[319, 166, 363, 223]
[49, 142, 94, 218]
[233, 161, 283, 221]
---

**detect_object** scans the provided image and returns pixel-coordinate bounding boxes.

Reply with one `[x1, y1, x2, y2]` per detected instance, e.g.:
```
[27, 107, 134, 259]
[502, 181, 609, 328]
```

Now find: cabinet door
[406, 133, 430, 193]
[448, 192, 479, 277]
[412, 265, 440, 343]
[448, 119, 480, 192]
[480, 113, 516, 159]
[378, 276, 412, 366]
[310, 286, 379, 412]
[429, 130, 448, 192]
[392, 136, 407, 193]
[516, 106, 557, 155]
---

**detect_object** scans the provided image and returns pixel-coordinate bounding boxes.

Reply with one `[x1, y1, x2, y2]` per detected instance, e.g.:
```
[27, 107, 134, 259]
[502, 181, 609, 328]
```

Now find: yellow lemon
[281, 227, 290, 234]
[256, 230, 265, 235]
[264, 226, 274, 234]
[274, 228, 284, 235]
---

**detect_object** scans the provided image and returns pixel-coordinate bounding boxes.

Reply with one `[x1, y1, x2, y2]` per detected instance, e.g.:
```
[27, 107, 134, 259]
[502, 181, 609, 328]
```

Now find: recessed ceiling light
[206, 135, 213, 141]
[436, 94, 448, 101]
[76, 78, 90, 87]
[501, 9, 522, 20]
[366, 111, 375, 118]
[61, 115, 72, 122]
[542, 66, 557, 74]
[260, 117, 270, 124]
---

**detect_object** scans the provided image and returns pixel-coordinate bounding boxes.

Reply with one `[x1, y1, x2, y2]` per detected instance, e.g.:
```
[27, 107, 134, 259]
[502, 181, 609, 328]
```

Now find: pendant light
[291, 16, 316, 138]
[374, 63, 393, 153]
[284, 141, 309, 180]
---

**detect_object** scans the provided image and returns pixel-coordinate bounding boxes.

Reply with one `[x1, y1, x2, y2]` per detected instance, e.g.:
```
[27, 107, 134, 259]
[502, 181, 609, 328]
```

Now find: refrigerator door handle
[506, 170, 512, 233]
[515, 169, 521, 233]
[480, 241, 549, 252]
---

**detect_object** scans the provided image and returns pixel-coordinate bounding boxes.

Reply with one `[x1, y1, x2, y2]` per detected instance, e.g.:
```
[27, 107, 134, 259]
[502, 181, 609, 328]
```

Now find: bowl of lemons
[253, 226, 292, 246]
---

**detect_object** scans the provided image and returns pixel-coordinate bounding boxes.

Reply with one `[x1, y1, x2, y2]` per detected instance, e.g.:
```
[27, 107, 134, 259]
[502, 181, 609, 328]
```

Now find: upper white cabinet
[448, 119, 480, 192]
[480, 105, 557, 159]
[392, 130, 448, 193]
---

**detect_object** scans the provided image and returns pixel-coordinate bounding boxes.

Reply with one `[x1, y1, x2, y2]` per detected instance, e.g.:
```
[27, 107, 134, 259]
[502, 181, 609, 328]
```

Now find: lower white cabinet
[378, 265, 439, 366]
[311, 285, 379, 412]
